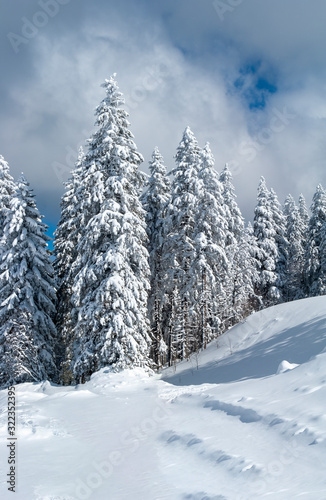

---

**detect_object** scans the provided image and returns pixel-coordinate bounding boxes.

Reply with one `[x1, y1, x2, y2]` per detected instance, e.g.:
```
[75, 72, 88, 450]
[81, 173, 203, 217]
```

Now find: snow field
[1, 296, 326, 499]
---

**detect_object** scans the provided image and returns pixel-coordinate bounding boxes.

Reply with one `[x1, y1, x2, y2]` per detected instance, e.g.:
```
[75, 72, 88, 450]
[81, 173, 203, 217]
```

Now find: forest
[0, 75, 324, 387]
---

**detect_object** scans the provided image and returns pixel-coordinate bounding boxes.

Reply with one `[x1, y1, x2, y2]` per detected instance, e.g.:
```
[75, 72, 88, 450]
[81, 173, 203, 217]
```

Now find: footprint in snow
[204, 400, 262, 424]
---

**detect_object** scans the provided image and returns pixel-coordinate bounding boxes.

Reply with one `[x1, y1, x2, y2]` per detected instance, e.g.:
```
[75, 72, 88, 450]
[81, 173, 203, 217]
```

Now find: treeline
[0, 75, 325, 387]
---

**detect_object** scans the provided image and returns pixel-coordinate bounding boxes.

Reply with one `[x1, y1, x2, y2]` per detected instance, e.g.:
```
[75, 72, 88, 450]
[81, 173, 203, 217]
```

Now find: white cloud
[1, 0, 326, 224]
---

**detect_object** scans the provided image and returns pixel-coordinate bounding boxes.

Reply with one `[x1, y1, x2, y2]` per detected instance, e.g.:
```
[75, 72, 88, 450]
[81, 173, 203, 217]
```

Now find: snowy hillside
[1, 296, 326, 500]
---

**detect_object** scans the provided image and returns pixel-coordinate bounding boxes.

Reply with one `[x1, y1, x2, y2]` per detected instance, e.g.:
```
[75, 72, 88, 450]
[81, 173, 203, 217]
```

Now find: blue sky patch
[232, 61, 278, 110]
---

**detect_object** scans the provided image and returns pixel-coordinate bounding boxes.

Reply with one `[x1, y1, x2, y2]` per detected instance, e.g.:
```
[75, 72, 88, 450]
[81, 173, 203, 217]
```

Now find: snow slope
[1, 296, 326, 499]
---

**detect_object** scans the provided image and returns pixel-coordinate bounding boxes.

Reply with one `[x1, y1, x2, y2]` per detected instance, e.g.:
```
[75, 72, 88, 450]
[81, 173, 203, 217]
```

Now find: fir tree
[0, 310, 43, 386]
[161, 127, 201, 363]
[219, 164, 245, 327]
[231, 223, 262, 320]
[304, 184, 326, 296]
[298, 194, 309, 296]
[0, 155, 17, 251]
[253, 177, 282, 306]
[299, 193, 309, 230]
[69, 75, 152, 382]
[283, 194, 306, 300]
[0, 175, 57, 387]
[141, 148, 170, 369]
[219, 164, 244, 244]
[195, 144, 228, 346]
[318, 220, 326, 295]
[269, 188, 288, 301]
[54, 148, 85, 384]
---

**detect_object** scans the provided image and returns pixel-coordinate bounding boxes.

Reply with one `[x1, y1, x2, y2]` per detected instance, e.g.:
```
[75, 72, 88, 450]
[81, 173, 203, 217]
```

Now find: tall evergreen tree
[283, 194, 306, 300]
[298, 193, 309, 230]
[219, 164, 245, 327]
[0, 175, 57, 387]
[1, 309, 42, 386]
[161, 127, 202, 363]
[253, 177, 282, 306]
[195, 144, 228, 346]
[0, 155, 17, 250]
[318, 220, 326, 295]
[219, 164, 244, 244]
[269, 188, 288, 301]
[69, 75, 152, 382]
[304, 184, 326, 296]
[54, 148, 85, 383]
[231, 223, 262, 320]
[141, 148, 171, 369]
[298, 194, 309, 296]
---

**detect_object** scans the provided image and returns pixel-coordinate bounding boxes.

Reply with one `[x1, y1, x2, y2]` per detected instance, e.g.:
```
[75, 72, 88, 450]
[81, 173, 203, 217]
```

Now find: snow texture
[1, 295, 326, 499]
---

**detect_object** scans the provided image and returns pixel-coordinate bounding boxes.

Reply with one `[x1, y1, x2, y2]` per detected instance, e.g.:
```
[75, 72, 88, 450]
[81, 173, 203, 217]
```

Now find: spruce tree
[318, 221, 326, 295]
[219, 164, 244, 243]
[298, 194, 309, 294]
[299, 193, 309, 230]
[219, 164, 245, 327]
[195, 144, 228, 346]
[69, 75, 151, 382]
[0, 175, 57, 387]
[54, 148, 85, 383]
[232, 223, 262, 320]
[253, 177, 282, 306]
[161, 127, 202, 363]
[1, 309, 43, 386]
[0, 155, 17, 250]
[283, 194, 306, 300]
[298, 194, 309, 297]
[269, 188, 288, 301]
[141, 148, 170, 369]
[304, 184, 326, 296]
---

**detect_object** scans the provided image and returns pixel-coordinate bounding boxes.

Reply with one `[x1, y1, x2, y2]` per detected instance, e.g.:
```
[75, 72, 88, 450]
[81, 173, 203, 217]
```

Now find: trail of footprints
[161, 428, 262, 478]
[160, 391, 324, 485]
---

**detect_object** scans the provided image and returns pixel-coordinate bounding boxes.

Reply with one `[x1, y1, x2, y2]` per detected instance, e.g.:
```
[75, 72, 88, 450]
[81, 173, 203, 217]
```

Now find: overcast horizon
[2, 0, 326, 242]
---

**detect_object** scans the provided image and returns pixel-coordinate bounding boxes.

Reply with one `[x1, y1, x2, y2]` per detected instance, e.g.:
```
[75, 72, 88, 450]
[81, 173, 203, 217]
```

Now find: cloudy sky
[2, 0, 326, 242]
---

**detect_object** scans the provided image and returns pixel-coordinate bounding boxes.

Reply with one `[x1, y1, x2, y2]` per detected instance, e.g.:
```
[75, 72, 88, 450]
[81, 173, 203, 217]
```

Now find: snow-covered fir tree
[54, 148, 85, 384]
[141, 148, 171, 369]
[0, 155, 17, 252]
[65, 145, 115, 378]
[304, 184, 326, 296]
[283, 194, 306, 300]
[68, 75, 152, 382]
[299, 193, 309, 230]
[219, 164, 245, 327]
[0, 309, 43, 386]
[298, 194, 309, 294]
[0, 175, 57, 387]
[318, 220, 326, 296]
[161, 126, 202, 364]
[194, 144, 228, 346]
[268, 188, 288, 301]
[253, 177, 282, 306]
[219, 164, 244, 244]
[231, 222, 262, 320]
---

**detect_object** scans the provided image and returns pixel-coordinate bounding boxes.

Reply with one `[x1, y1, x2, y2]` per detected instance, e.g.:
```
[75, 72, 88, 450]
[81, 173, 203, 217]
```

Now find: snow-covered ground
[1, 296, 326, 500]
